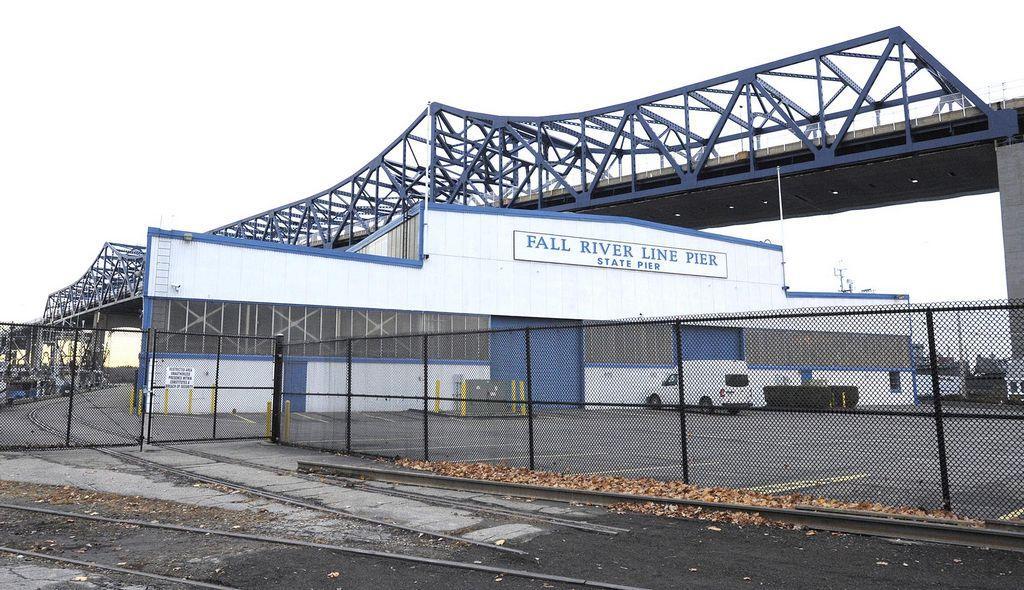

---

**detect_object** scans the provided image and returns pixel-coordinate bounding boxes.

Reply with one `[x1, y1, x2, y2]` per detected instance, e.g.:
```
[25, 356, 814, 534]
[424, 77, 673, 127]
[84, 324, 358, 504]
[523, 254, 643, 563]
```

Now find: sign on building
[513, 231, 728, 278]
[165, 367, 195, 388]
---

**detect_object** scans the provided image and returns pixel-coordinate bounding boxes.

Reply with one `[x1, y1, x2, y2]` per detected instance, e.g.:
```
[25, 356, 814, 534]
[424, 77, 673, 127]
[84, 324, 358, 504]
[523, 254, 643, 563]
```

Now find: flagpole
[777, 166, 788, 290]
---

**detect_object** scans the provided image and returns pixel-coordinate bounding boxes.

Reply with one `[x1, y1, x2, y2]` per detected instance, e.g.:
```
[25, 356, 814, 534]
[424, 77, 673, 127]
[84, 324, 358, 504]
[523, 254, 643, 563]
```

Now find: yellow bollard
[460, 381, 467, 417]
[283, 400, 291, 441]
[137, 388, 144, 416]
[210, 386, 217, 414]
[265, 401, 272, 437]
[520, 381, 527, 416]
[129, 387, 136, 415]
[187, 388, 193, 415]
[434, 380, 441, 414]
[163, 388, 169, 415]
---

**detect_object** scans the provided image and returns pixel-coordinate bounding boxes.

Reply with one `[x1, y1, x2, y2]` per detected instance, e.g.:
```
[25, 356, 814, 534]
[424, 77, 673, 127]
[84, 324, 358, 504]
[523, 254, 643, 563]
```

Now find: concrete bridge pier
[998, 141, 1024, 356]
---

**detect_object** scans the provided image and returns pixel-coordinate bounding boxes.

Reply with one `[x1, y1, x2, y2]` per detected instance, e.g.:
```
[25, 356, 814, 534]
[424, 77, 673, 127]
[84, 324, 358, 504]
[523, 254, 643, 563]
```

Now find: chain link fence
[1, 323, 143, 449]
[277, 300, 1024, 520]
[6, 300, 1024, 519]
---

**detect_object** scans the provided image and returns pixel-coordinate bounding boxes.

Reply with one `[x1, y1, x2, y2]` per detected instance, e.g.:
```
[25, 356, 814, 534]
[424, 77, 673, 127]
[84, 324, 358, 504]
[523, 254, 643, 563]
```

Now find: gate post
[271, 333, 284, 443]
[146, 328, 156, 444]
[65, 327, 80, 447]
[422, 333, 429, 461]
[212, 335, 222, 440]
[926, 310, 952, 511]
[346, 339, 352, 453]
[674, 319, 690, 484]
[525, 328, 535, 470]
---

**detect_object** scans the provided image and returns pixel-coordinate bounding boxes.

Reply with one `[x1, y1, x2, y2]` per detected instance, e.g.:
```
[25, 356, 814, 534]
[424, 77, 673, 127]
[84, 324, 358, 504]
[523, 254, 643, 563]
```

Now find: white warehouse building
[141, 203, 916, 413]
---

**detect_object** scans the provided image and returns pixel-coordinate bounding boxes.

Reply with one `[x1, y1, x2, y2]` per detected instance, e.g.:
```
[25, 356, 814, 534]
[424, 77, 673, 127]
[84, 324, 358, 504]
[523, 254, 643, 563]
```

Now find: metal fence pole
[271, 333, 284, 443]
[674, 319, 690, 484]
[146, 328, 156, 444]
[212, 335, 222, 440]
[422, 333, 429, 461]
[346, 339, 352, 453]
[525, 328, 535, 471]
[65, 327, 80, 447]
[925, 309, 952, 511]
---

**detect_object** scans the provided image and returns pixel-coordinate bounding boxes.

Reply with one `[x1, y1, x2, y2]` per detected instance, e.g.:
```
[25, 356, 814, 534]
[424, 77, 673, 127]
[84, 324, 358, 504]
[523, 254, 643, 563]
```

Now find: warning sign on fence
[165, 367, 195, 388]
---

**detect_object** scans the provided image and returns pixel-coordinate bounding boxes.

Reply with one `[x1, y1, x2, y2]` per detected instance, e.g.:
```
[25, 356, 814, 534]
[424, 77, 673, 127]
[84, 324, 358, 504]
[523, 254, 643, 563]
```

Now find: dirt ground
[2, 443, 1023, 589]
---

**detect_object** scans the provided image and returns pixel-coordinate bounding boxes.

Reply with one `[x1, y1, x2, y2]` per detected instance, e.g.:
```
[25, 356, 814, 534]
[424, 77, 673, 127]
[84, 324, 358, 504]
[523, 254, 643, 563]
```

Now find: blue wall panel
[680, 326, 743, 361]
[490, 316, 584, 406]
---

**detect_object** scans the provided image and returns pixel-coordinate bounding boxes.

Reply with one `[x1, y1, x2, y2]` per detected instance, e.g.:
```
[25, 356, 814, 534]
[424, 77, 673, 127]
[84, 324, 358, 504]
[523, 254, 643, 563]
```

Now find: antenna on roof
[834, 262, 853, 293]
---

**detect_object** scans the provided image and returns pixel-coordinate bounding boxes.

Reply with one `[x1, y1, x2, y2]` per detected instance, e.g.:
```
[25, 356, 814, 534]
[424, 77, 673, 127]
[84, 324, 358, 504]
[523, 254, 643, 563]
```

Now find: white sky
[0, 1, 1020, 321]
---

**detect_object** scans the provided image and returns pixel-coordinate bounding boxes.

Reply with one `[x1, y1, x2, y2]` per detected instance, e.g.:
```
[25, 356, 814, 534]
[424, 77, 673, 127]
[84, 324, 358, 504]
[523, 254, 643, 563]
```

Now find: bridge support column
[998, 141, 1024, 356]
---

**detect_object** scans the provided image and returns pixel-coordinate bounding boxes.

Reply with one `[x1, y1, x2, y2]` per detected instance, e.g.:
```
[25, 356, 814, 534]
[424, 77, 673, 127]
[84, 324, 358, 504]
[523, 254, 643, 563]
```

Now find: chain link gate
[144, 329, 277, 444]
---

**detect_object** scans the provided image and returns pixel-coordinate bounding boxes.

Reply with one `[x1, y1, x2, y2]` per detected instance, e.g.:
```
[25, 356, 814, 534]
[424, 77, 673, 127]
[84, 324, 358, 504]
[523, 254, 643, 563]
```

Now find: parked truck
[643, 360, 753, 413]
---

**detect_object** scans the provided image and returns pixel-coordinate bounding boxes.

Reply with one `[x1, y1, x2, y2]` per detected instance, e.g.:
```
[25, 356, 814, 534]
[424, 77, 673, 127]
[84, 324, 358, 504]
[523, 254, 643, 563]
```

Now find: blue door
[283, 360, 307, 412]
[490, 317, 584, 407]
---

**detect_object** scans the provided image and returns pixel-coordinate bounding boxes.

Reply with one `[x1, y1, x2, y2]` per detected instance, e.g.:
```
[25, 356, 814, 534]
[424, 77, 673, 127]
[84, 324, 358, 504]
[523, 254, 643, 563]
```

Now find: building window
[889, 371, 901, 393]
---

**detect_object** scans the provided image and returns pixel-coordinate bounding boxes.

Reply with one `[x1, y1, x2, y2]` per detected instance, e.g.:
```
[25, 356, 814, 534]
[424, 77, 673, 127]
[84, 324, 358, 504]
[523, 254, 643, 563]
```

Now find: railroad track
[23, 403, 1024, 553]
[20, 402, 627, 538]
[0, 502, 645, 590]
[156, 443, 629, 536]
[22, 406, 528, 557]
[0, 545, 238, 589]
[298, 460, 1024, 554]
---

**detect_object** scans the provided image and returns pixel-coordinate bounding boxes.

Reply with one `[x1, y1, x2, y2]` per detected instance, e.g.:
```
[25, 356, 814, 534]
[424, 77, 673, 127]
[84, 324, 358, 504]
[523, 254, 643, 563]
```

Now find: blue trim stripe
[148, 227, 424, 269]
[428, 202, 783, 252]
[145, 294, 491, 321]
[586, 363, 675, 370]
[748, 365, 913, 372]
[152, 352, 488, 365]
[785, 291, 909, 300]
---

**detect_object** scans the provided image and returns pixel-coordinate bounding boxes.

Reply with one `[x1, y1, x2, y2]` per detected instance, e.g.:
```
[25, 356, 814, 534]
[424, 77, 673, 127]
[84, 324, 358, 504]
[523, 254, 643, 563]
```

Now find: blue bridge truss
[42, 243, 146, 325]
[210, 26, 1018, 248]
[41, 27, 1021, 323]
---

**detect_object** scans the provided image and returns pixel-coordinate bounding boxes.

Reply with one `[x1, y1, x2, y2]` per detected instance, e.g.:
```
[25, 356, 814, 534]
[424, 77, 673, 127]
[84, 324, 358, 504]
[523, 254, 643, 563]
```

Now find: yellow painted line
[998, 507, 1024, 521]
[748, 473, 869, 495]
[234, 413, 258, 424]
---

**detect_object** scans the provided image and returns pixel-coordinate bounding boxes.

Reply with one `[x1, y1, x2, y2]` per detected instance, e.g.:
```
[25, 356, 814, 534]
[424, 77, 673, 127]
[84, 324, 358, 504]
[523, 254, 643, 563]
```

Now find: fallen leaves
[394, 459, 975, 529]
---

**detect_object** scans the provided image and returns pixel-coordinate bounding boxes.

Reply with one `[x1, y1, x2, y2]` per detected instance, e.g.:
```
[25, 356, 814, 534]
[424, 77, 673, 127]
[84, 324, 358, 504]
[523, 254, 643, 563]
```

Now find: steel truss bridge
[41, 27, 1022, 324]
[43, 243, 145, 325]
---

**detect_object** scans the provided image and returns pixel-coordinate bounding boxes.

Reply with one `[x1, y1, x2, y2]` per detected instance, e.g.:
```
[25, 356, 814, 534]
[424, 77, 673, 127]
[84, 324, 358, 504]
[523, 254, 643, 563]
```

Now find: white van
[644, 361, 753, 413]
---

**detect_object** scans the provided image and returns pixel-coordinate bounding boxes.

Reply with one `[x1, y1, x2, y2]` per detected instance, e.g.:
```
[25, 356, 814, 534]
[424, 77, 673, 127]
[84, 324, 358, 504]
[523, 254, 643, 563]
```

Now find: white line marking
[295, 412, 329, 423]
[748, 473, 869, 494]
